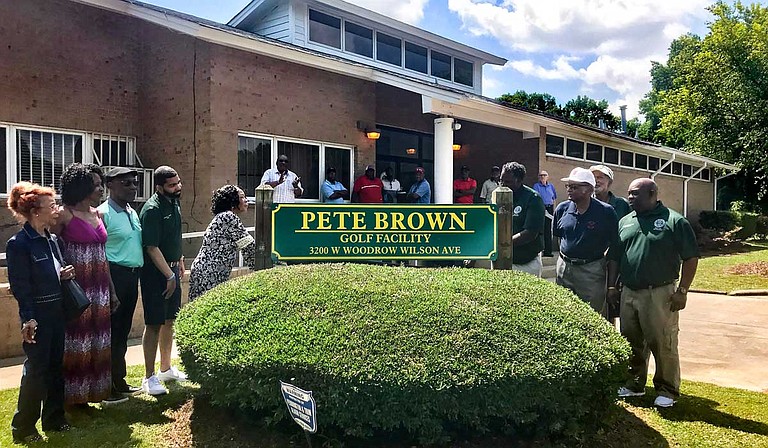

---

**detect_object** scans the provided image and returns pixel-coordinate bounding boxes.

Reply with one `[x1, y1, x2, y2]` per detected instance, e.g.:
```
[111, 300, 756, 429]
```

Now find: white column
[433, 117, 454, 204]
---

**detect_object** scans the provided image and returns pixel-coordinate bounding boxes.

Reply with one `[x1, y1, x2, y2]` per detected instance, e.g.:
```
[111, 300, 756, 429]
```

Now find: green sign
[272, 204, 497, 261]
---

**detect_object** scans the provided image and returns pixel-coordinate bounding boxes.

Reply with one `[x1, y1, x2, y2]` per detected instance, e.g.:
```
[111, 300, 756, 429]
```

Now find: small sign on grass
[280, 381, 317, 434]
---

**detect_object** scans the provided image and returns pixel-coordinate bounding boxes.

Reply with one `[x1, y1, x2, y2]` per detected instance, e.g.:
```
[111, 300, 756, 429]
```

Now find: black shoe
[101, 393, 129, 406]
[12, 430, 43, 443]
[114, 384, 141, 396]
[43, 422, 71, 432]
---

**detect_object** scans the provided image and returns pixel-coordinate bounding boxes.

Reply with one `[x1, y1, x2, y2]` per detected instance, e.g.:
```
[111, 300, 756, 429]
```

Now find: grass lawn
[693, 241, 768, 293]
[1, 366, 767, 447]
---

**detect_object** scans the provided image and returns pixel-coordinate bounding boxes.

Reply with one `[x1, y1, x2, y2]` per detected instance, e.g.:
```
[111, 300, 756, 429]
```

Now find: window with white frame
[238, 133, 354, 201]
[1, 123, 138, 194]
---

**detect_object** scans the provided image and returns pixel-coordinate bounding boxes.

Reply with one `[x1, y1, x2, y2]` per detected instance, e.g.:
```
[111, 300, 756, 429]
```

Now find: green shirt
[607, 192, 631, 220]
[608, 201, 699, 289]
[512, 185, 545, 264]
[97, 199, 144, 268]
[139, 192, 182, 265]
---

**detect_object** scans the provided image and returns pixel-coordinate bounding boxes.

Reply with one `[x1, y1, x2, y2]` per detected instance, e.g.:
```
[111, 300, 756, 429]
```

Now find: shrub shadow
[657, 394, 768, 436]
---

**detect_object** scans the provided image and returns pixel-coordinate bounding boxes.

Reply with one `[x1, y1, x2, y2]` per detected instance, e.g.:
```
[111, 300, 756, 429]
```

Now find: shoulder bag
[50, 235, 90, 320]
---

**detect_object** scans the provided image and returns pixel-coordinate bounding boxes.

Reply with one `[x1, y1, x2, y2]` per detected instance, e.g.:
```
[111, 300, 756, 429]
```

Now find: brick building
[0, 0, 737, 251]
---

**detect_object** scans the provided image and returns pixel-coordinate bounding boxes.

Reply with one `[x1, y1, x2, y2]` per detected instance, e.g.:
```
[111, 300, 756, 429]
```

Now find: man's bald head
[628, 177, 658, 212]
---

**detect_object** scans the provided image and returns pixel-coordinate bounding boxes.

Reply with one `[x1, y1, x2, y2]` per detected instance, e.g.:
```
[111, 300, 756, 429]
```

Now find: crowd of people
[5, 156, 699, 441]
[5, 164, 258, 443]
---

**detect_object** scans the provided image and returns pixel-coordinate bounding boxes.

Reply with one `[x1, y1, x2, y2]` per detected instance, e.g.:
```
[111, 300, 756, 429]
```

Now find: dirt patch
[725, 261, 768, 276]
[165, 399, 194, 448]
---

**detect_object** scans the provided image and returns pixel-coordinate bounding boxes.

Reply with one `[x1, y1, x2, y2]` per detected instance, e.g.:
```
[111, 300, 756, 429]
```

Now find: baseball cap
[491, 165, 500, 171]
[104, 166, 138, 180]
[589, 164, 614, 181]
[415, 167, 425, 173]
[560, 167, 595, 187]
[327, 167, 336, 174]
[460, 165, 469, 171]
[365, 165, 375, 171]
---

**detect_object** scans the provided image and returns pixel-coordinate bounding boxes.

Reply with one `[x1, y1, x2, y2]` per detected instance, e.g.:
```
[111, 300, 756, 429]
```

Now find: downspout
[714, 171, 737, 211]
[651, 153, 675, 180]
[684, 163, 708, 218]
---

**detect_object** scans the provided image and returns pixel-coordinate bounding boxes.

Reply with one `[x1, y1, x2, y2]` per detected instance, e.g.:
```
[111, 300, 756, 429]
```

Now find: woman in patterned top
[188, 185, 257, 301]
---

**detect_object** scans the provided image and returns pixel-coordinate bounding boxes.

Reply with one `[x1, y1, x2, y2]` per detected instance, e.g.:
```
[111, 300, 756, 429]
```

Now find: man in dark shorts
[139, 166, 187, 395]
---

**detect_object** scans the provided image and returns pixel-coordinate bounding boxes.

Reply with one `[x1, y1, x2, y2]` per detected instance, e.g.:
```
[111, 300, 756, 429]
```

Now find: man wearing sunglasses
[97, 167, 143, 399]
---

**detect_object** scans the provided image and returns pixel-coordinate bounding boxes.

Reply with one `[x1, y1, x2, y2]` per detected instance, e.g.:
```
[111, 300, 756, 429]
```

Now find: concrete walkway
[0, 292, 765, 392]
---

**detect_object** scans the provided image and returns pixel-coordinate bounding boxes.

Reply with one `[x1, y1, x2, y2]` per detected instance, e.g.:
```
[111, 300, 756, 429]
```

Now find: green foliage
[735, 212, 759, 239]
[497, 90, 561, 115]
[175, 264, 630, 444]
[699, 211, 739, 231]
[562, 95, 621, 131]
[645, 3, 768, 202]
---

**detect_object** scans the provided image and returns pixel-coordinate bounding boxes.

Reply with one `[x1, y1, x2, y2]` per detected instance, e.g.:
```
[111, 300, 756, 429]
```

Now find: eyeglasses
[119, 179, 139, 187]
[539, 174, 548, 177]
[565, 184, 589, 190]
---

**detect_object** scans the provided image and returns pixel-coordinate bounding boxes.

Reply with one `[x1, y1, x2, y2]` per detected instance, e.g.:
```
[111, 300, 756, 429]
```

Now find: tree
[654, 2, 768, 202]
[497, 90, 561, 115]
[562, 95, 621, 131]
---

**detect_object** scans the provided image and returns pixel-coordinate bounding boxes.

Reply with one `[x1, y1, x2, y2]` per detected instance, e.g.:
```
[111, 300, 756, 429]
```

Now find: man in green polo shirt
[139, 166, 187, 396]
[97, 167, 144, 400]
[607, 178, 699, 408]
[495, 161, 545, 276]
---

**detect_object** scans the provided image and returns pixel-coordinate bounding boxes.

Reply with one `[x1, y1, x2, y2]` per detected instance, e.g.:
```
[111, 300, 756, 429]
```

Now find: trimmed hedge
[175, 264, 630, 444]
[699, 210, 739, 231]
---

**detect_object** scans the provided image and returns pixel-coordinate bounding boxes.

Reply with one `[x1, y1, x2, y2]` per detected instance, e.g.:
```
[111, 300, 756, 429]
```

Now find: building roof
[228, 0, 507, 66]
[71, 0, 737, 173]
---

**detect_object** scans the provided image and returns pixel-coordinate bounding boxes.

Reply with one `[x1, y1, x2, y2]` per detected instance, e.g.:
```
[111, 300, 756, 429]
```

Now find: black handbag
[50, 235, 91, 320]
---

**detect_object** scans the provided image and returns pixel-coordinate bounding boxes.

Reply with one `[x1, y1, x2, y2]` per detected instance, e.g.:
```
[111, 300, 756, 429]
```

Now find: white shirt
[260, 168, 303, 203]
[381, 176, 401, 192]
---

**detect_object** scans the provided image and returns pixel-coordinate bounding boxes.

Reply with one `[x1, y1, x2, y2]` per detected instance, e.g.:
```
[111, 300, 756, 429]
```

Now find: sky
[141, 0, 753, 119]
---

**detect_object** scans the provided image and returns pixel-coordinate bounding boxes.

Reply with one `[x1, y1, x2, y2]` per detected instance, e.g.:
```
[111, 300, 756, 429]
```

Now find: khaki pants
[620, 283, 680, 398]
[556, 257, 606, 313]
[511, 254, 542, 277]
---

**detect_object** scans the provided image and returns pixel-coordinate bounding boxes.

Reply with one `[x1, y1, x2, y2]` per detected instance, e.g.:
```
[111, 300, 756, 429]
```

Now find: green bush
[735, 212, 759, 239]
[175, 264, 630, 444]
[757, 215, 768, 236]
[699, 210, 738, 231]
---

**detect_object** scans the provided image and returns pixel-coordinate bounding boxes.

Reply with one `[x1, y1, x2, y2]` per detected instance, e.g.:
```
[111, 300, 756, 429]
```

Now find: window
[376, 32, 401, 66]
[702, 168, 711, 181]
[92, 134, 135, 167]
[430, 51, 451, 80]
[672, 162, 682, 175]
[309, 9, 341, 48]
[683, 164, 692, 177]
[405, 42, 427, 74]
[454, 58, 473, 86]
[586, 143, 602, 162]
[325, 146, 351, 193]
[648, 157, 660, 171]
[604, 147, 619, 165]
[278, 141, 320, 200]
[238, 136, 271, 196]
[661, 159, 672, 173]
[620, 150, 634, 167]
[546, 135, 564, 155]
[635, 154, 648, 170]
[238, 133, 353, 201]
[16, 129, 83, 191]
[345, 22, 372, 57]
[566, 139, 584, 159]
[0, 126, 6, 193]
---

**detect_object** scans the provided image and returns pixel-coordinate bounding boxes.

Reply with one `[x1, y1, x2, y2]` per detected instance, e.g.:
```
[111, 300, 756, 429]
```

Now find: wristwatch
[677, 286, 689, 294]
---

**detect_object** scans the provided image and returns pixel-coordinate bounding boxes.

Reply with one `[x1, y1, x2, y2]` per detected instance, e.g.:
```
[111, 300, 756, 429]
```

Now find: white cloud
[348, 0, 430, 25]
[448, 0, 710, 117]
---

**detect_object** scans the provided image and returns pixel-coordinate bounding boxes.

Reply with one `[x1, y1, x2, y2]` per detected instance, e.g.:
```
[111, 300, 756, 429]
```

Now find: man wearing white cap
[590, 164, 631, 219]
[553, 167, 619, 314]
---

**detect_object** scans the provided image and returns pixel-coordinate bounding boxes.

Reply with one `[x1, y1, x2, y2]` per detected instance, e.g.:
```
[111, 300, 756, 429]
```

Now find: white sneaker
[142, 375, 168, 396]
[654, 395, 676, 408]
[618, 387, 645, 398]
[157, 366, 188, 383]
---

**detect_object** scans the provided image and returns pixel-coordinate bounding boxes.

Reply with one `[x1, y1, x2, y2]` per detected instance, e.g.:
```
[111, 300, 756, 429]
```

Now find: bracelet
[607, 286, 618, 290]
[166, 273, 176, 281]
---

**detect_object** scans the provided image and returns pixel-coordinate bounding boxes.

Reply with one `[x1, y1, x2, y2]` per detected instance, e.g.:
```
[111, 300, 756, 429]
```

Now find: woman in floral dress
[188, 185, 257, 301]
[56, 163, 119, 406]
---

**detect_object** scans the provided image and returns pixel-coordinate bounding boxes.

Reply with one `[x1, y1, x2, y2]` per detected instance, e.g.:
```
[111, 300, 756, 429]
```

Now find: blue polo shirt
[409, 179, 431, 204]
[321, 179, 347, 203]
[553, 198, 618, 261]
